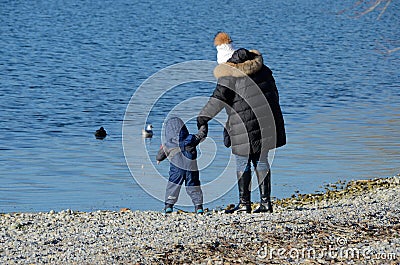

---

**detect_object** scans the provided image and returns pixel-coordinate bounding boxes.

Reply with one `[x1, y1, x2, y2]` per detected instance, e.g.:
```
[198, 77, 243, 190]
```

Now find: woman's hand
[197, 124, 208, 141]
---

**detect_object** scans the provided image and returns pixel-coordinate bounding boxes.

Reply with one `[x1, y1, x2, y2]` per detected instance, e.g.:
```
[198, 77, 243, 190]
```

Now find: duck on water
[142, 124, 153, 138]
[95, 127, 107, 140]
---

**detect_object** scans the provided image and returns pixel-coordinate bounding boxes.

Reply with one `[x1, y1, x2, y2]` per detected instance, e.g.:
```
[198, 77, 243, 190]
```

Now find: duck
[142, 124, 153, 138]
[95, 127, 107, 140]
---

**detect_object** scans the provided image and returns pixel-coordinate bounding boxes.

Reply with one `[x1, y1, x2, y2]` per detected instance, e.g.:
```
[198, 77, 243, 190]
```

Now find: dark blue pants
[165, 165, 203, 206]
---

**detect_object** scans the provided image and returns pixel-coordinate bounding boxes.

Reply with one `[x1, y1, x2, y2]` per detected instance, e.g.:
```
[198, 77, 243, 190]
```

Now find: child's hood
[164, 117, 189, 148]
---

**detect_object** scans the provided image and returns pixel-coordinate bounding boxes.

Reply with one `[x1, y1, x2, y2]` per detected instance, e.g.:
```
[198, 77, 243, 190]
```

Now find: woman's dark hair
[228, 48, 255, 64]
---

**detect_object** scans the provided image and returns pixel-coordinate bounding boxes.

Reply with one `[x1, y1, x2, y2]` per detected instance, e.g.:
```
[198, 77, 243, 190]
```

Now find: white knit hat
[214, 32, 235, 64]
[216, 43, 235, 64]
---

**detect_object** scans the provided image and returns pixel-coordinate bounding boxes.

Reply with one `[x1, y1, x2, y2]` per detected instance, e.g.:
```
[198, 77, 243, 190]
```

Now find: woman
[197, 48, 286, 213]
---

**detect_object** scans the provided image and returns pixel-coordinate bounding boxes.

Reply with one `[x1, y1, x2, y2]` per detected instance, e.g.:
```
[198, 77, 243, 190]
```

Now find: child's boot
[195, 204, 204, 214]
[164, 204, 173, 214]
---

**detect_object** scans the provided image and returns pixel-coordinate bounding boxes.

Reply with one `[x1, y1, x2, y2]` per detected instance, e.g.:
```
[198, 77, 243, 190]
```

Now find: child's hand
[156, 144, 167, 162]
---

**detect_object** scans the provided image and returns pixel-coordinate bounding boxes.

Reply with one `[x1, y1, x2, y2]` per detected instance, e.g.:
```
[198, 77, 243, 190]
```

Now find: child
[156, 117, 207, 214]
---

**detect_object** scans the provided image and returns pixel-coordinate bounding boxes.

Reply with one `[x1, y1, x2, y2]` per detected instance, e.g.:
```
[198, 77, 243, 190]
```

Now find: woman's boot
[225, 171, 252, 213]
[253, 170, 273, 213]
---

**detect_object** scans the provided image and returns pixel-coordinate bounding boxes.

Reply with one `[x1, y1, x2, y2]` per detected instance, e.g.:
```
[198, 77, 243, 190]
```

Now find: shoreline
[1, 175, 399, 264]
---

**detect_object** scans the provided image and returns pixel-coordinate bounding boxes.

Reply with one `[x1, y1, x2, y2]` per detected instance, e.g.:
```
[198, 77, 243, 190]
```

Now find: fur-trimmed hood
[214, 50, 263, 78]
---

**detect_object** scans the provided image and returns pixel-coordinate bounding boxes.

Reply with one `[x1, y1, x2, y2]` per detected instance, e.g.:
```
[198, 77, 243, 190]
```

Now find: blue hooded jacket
[157, 117, 206, 171]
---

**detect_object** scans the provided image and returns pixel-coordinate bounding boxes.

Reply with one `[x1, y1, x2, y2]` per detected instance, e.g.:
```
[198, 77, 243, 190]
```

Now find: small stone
[120, 208, 131, 213]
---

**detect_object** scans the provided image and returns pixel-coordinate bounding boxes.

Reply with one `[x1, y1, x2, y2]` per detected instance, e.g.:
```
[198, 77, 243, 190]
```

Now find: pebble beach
[1, 175, 399, 265]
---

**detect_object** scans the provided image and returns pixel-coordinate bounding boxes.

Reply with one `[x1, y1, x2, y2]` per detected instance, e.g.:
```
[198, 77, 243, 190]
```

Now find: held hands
[197, 124, 208, 142]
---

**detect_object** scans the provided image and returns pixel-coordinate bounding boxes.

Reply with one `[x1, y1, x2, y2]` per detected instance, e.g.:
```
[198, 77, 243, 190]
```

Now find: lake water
[1, 0, 399, 212]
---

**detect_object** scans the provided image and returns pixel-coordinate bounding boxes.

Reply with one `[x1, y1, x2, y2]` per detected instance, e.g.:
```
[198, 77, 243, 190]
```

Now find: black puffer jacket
[197, 48, 286, 156]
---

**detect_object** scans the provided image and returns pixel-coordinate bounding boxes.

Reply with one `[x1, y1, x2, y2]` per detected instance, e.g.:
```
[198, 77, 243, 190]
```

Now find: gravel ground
[1, 176, 399, 265]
